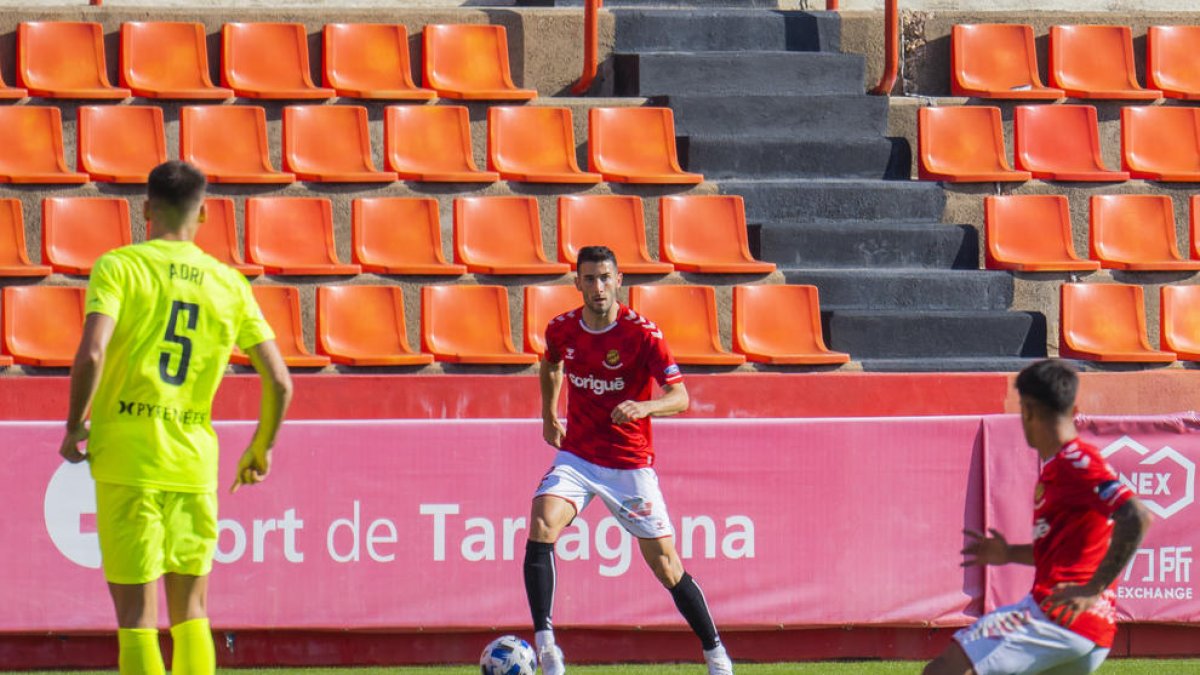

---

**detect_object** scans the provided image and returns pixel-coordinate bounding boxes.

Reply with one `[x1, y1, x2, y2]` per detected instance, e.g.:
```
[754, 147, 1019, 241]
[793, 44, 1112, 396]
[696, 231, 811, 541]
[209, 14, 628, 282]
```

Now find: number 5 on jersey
[160, 300, 199, 385]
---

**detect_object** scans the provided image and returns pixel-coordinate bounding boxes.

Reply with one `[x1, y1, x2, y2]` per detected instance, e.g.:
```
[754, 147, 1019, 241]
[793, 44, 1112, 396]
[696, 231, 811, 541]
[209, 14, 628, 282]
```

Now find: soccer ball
[479, 634, 537, 675]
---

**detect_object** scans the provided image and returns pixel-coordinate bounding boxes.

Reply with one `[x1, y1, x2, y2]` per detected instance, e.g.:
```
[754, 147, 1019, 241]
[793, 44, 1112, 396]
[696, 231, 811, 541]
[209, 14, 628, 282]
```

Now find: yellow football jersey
[85, 239, 274, 493]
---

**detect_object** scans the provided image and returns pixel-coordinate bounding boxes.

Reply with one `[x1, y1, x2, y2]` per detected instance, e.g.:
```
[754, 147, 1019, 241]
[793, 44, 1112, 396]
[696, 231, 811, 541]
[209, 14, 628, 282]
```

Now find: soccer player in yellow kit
[57, 161, 293, 675]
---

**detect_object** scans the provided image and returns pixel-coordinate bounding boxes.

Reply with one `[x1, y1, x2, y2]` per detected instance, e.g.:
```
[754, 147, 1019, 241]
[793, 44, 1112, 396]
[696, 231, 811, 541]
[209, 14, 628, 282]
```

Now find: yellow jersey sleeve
[234, 276, 274, 351]
[85, 253, 125, 319]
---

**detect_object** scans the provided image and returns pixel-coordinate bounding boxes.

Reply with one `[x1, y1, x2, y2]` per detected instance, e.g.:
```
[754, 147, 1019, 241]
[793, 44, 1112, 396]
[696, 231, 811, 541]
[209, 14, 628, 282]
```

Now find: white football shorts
[953, 595, 1110, 675]
[533, 450, 675, 540]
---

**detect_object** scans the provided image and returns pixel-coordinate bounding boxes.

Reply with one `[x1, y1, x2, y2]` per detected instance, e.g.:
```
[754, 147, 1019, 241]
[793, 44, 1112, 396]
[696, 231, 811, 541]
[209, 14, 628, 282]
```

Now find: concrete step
[827, 310, 1043, 359]
[721, 179, 945, 223]
[684, 136, 897, 179]
[613, 9, 839, 53]
[759, 222, 978, 269]
[785, 270, 1014, 311]
[859, 357, 1042, 373]
[662, 94, 888, 138]
[615, 51, 864, 97]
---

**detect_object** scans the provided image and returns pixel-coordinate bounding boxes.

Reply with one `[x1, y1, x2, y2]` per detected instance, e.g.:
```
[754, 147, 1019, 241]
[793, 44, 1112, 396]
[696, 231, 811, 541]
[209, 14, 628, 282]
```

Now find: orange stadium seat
[323, 24, 435, 100]
[77, 106, 168, 183]
[180, 106, 295, 184]
[230, 285, 330, 368]
[659, 195, 776, 274]
[917, 107, 1030, 183]
[283, 105, 397, 182]
[221, 22, 334, 99]
[351, 197, 466, 275]
[119, 21, 233, 99]
[950, 24, 1064, 99]
[2, 286, 85, 367]
[732, 284, 849, 365]
[1147, 25, 1200, 100]
[1160, 285, 1200, 361]
[488, 106, 601, 184]
[557, 195, 673, 274]
[588, 107, 703, 184]
[453, 197, 571, 276]
[17, 22, 130, 99]
[983, 195, 1099, 272]
[422, 24, 537, 100]
[1048, 25, 1162, 100]
[384, 105, 498, 182]
[628, 285, 746, 366]
[420, 284, 538, 364]
[1121, 106, 1200, 182]
[245, 197, 361, 276]
[1013, 105, 1128, 182]
[0, 200, 51, 277]
[193, 197, 263, 277]
[1089, 195, 1200, 272]
[42, 197, 131, 275]
[1060, 283, 1174, 362]
[0, 107, 87, 184]
[523, 284, 582, 356]
[0, 60, 25, 99]
[316, 285, 433, 366]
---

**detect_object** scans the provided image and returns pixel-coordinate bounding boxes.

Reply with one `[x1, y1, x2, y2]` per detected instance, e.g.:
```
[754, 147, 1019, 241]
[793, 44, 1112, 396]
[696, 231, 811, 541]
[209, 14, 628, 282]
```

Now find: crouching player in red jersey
[523, 246, 733, 675]
[926, 359, 1152, 675]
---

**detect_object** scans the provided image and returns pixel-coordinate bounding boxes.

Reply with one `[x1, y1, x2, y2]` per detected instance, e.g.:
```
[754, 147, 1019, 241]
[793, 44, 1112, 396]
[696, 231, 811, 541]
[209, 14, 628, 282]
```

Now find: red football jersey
[1031, 439, 1134, 647]
[544, 304, 683, 469]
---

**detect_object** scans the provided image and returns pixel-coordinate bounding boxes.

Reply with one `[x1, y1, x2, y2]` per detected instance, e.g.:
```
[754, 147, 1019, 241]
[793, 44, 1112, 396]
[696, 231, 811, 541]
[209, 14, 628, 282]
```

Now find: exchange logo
[1100, 436, 1196, 519]
[43, 461, 101, 569]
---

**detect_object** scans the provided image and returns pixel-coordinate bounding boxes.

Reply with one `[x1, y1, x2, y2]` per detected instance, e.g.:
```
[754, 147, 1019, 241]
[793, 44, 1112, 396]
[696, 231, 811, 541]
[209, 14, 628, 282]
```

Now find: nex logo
[1100, 436, 1196, 519]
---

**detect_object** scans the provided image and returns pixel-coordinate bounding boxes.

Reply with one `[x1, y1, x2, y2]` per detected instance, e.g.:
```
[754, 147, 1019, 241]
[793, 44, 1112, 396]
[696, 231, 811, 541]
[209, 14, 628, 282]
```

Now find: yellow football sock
[170, 618, 216, 675]
[117, 627, 164, 675]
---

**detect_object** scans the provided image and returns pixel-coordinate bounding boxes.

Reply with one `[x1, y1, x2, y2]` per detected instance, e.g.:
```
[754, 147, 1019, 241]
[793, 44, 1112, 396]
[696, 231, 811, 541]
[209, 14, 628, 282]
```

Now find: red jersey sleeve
[1058, 446, 1135, 517]
[642, 321, 683, 386]
[544, 315, 565, 363]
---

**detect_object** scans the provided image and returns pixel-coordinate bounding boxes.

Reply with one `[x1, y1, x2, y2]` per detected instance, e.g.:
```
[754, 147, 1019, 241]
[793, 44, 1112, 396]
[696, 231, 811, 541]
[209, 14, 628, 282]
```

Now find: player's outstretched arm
[231, 339, 293, 494]
[960, 528, 1033, 567]
[540, 358, 565, 448]
[612, 382, 689, 424]
[60, 313, 116, 464]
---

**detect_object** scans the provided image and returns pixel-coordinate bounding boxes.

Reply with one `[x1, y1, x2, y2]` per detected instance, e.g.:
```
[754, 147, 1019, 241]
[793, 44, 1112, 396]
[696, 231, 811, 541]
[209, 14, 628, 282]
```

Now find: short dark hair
[147, 161, 207, 213]
[576, 245, 618, 271]
[1016, 359, 1078, 416]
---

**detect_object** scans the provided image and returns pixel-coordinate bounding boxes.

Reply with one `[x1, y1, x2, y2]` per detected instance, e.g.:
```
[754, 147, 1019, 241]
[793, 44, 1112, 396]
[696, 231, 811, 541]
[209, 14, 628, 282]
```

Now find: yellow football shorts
[95, 482, 218, 585]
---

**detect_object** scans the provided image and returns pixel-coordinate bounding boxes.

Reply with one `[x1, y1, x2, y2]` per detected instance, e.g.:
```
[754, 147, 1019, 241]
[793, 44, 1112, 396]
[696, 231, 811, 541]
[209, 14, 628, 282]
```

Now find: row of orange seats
[953, 24, 1199, 100]
[1063, 283, 1200, 362]
[986, 194, 1200, 272]
[0, 104, 698, 185]
[919, 105, 1200, 182]
[0, 195, 773, 278]
[0, 283, 848, 369]
[4, 21, 533, 101]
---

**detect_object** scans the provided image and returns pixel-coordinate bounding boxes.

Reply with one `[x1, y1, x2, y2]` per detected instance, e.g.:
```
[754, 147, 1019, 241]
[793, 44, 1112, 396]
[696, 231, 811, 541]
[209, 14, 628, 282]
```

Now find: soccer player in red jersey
[523, 246, 732, 675]
[925, 359, 1152, 675]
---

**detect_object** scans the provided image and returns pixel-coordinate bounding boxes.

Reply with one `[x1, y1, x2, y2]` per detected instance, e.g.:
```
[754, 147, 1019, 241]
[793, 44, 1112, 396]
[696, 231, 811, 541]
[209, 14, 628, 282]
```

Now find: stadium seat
[453, 197, 571, 276]
[229, 285, 331, 368]
[180, 106, 295, 184]
[983, 195, 1099, 272]
[0, 352, 9, 368]
[316, 285, 433, 366]
[1048, 25, 1162, 100]
[119, 21, 233, 99]
[917, 107, 1030, 183]
[0, 200, 51, 277]
[0, 107, 88, 184]
[420, 285, 538, 364]
[193, 197, 263, 277]
[42, 197, 132, 275]
[384, 105, 497, 182]
[421, 24, 537, 100]
[1, 286, 85, 367]
[487, 107, 601, 183]
[627, 285, 746, 366]
[351, 197, 466, 275]
[245, 198, 361, 276]
[588, 107, 703, 184]
[221, 22, 334, 99]
[282, 105, 398, 183]
[0, 65, 25, 99]
[523, 284, 582, 356]
[557, 195, 673, 274]
[17, 22, 131, 99]
[1160, 285, 1200, 361]
[950, 24, 1064, 99]
[323, 24, 435, 100]
[1147, 26, 1200, 100]
[1012, 105, 1128, 182]
[1089, 195, 1200, 272]
[659, 196, 777, 274]
[732, 284, 849, 365]
[1121, 106, 1200, 182]
[77, 106, 168, 183]
[1060, 283, 1174, 362]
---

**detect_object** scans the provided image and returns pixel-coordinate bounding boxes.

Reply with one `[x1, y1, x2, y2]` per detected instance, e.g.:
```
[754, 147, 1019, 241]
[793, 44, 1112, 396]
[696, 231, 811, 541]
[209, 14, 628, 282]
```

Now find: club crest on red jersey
[604, 349, 623, 370]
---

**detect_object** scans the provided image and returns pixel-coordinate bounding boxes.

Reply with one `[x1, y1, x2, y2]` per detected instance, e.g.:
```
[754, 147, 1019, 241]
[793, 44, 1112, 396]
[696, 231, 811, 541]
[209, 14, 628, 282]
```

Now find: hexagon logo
[43, 461, 101, 569]
[1100, 436, 1196, 519]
